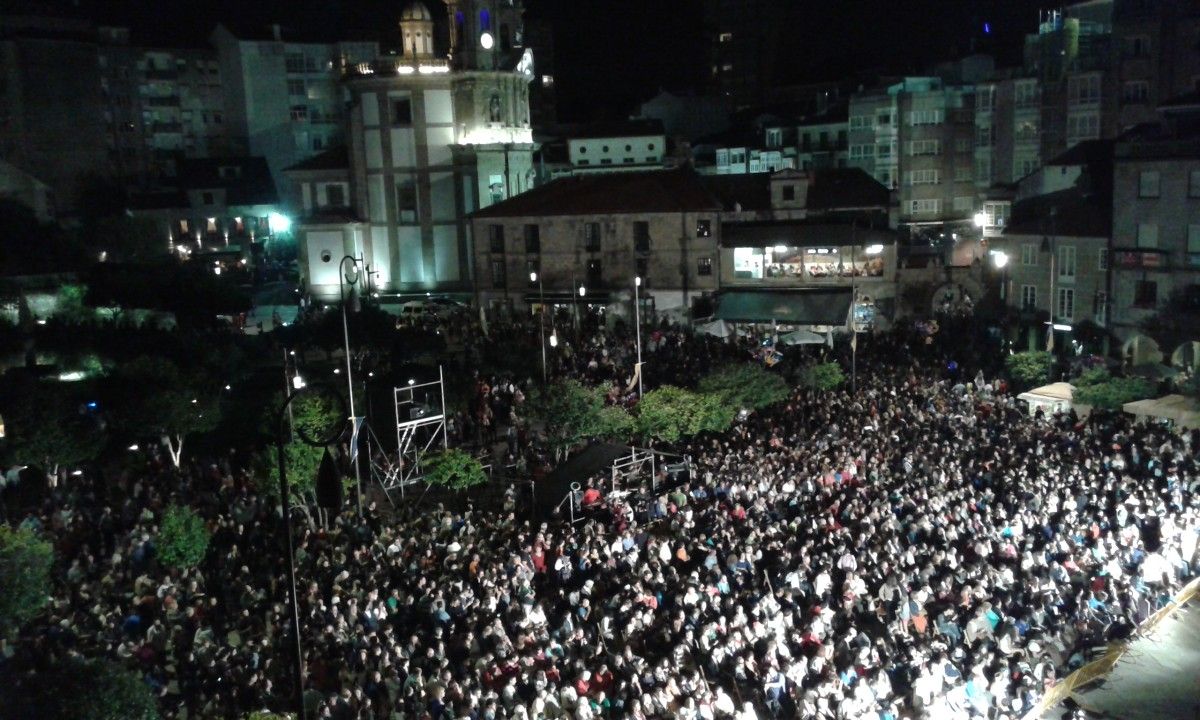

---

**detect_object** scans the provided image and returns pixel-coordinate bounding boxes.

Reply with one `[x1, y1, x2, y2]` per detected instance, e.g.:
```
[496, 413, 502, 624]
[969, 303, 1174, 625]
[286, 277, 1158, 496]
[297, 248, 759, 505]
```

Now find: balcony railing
[343, 56, 450, 78]
[1114, 248, 1168, 270]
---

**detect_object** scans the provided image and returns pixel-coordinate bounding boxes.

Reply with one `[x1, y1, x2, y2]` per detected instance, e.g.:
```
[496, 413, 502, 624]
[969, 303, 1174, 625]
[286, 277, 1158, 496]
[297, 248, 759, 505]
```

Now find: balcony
[1114, 248, 1168, 270]
[343, 56, 450, 78]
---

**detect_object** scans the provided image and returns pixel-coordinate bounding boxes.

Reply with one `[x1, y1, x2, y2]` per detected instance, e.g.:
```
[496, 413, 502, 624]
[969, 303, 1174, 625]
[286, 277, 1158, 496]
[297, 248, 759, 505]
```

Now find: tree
[94, 216, 169, 263]
[526, 379, 610, 460]
[421, 448, 488, 490]
[246, 713, 296, 720]
[1005, 351, 1054, 389]
[0, 525, 53, 638]
[156, 505, 210, 570]
[1073, 376, 1156, 411]
[798, 362, 846, 392]
[85, 262, 250, 330]
[636, 386, 736, 443]
[254, 392, 344, 510]
[699, 363, 790, 411]
[109, 357, 221, 467]
[0, 379, 106, 476]
[595, 404, 636, 441]
[0, 657, 159, 720]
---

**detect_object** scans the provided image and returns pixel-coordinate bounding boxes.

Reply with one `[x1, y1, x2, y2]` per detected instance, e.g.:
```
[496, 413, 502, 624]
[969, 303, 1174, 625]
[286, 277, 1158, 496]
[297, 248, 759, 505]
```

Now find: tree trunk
[163, 434, 183, 468]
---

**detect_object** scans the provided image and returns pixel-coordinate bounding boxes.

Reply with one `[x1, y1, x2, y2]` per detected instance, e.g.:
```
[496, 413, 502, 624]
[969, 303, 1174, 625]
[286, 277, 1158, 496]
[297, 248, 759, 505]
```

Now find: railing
[343, 56, 451, 77]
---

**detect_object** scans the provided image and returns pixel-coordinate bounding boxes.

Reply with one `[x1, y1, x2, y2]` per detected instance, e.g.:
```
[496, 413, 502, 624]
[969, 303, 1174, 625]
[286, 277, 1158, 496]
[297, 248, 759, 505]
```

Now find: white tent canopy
[1017, 382, 1075, 415]
[780, 329, 825, 345]
[1122, 394, 1200, 429]
[698, 319, 736, 338]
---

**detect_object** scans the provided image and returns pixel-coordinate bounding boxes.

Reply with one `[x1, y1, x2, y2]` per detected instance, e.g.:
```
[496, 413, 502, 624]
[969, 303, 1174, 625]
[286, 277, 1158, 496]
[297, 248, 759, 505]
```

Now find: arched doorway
[1122, 334, 1163, 367]
[1171, 340, 1200, 373]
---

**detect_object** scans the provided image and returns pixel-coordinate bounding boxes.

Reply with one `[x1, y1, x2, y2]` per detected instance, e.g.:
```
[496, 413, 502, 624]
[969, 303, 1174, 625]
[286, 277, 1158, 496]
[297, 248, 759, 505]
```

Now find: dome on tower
[400, 2, 432, 22]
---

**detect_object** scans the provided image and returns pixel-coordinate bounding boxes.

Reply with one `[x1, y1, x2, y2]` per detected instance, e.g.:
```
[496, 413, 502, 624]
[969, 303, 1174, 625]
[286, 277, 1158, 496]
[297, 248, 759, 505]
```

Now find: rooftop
[469, 168, 721, 219]
[284, 146, 350, 173]
[176, 156, 279, 206]
[1004, 187, 1111, 238]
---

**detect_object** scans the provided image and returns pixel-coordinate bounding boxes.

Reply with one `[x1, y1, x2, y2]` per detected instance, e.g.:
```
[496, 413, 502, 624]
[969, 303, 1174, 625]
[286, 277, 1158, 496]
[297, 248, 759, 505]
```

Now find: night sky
[73, 0, 1050, 120]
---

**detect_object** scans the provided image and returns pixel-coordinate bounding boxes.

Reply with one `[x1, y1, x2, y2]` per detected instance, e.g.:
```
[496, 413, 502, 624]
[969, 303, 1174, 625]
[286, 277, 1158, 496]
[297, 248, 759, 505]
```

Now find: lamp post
[1041, 207, 1058, 353]
[274, 384, 347, 720]
[633, 276, 644, 398]
[338, 255, 364, 519]
[531, 271, 547, 382]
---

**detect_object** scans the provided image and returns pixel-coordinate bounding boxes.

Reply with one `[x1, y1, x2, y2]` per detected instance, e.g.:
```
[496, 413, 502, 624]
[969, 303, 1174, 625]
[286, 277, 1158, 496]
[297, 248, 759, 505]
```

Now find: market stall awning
[714, 289, 852, 325]
[1123, 394, 1200, 428]
[1018, 382, 1075, 405]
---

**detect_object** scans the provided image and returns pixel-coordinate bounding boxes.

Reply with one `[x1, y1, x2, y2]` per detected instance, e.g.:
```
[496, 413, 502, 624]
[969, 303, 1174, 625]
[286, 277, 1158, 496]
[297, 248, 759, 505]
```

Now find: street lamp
[274, 384, 348, 720]
[633, 276, 644, 398]
[339, 255, 364, 519]
[531, 271, 547, 382]
[973, 211, 988, 229]
[1041, 207, 1058, 352]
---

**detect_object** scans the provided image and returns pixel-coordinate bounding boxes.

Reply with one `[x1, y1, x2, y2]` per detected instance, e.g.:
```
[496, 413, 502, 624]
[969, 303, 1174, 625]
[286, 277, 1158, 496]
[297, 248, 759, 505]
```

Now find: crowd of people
[2, 321, 1198, 720]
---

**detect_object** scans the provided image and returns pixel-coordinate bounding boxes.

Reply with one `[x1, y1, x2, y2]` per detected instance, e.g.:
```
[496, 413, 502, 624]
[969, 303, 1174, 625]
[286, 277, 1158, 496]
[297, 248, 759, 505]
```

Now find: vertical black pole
[275, 425, 307, 720]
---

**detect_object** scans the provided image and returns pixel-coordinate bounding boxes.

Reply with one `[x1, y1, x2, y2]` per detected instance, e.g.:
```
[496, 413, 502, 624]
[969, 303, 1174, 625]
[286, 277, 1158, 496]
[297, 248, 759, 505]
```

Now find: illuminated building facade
[292, 1, 536, 301]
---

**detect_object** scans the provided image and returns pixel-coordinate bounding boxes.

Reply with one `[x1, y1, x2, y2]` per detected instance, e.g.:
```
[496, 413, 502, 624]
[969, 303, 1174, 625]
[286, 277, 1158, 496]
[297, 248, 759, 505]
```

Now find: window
[1021, 244, 1037, 266]
[976, 125, 994, 147]
[648, 143, 656, 151]
[633, 221, 651, 252]
[975, 157, 992, 183]
[1134, 280, 1157, 308]
[1188, 225, 1200, 267]
[286, 53, 305, 73]
[586, 259, 602, 286]
[1057, 245, 1076, 280]
[392, 98, 412, 125]
[908, 199, 941, 214]
[849, 115, 870, 131]
[1067, 113, 1100, 143]
[1015, 119, 1039, 142]
[906, 169, 940, 185]
[1126, 35, 1151, 58]
[1021, 285, 1037, 310]
[1014, 81, 1038, 108]
[584, 222, 601, 252]
[206, 217, 217, 233]
[1068, 74, 1101, 105]
[698, 257, 713, 276]
[1016, 158, 1039, 178]
[909, 139, 941, 156]
[782, 185, 796, 201]
[1093, 291, 1108, 325]
[396, 179, 417, 222]
[849, 144, 872, 160]
[954, 166, 972, 183]
[977, 86, 995, 112]
[1123, 81, 1150, 104]
[955, 137, 971, 153]
[490, 258, 506, 287]
[1098, 247, 1108, 271]
[202, 192, 214, 205]
[179, 219, 189, 234]
[696, 219, 712, 238]
[523, 224, 540, 253]
[1138, 170, 1160, 198]
[1190, 170, 1200, 198]
[876, 112, 892, 126]
[718, 32, 733, 43]
[525, 258, 539, 282]
[908, 109, 943, 126]
[877, 143, 892, 159]
[953, 196, 973, 212]
[765, 128, 782, 147]
[1136, 223, 1158, 248]
[1056, 288, 1075, 320]
[541, 74, 554, 87]
[326, 183, 345, 207]
[488, 224, 505, 253]
[290, 105, 308, 121]
[287, 79, 306, 96]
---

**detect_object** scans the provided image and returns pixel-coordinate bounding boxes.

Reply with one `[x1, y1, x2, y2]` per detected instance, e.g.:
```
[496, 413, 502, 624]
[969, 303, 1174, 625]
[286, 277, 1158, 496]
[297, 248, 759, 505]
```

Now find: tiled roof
[1004, 187, 1111, 238]
[177, 156, 278, 205]
[469, 168, 722, 219]
[805, 168, 889, 209]
[285, 146, 350, 173]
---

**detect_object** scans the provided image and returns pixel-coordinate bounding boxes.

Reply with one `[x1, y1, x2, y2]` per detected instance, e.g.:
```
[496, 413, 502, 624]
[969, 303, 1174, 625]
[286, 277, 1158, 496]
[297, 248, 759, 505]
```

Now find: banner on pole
[349, 416, 366, 464]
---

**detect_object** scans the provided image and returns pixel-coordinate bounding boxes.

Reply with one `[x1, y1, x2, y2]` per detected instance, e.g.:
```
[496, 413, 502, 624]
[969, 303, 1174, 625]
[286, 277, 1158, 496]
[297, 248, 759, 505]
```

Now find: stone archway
[1171, 340, 1200, 373]
[1122, 334, 1163, 366]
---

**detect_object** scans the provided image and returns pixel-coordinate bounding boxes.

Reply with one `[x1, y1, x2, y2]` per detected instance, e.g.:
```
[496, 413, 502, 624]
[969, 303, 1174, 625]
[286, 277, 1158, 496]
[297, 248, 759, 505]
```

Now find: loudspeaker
[315, 447, 344, 511]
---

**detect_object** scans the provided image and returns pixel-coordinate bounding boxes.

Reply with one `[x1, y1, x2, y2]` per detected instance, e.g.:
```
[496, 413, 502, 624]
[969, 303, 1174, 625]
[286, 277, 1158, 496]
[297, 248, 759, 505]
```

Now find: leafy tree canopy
[636, 385, 736, 443]
[85, 261, 250, 329]
[0, 525, 53, 637]
[1005, 351, 1054, 389]
[1073, 376, 1156, 411]
[0, 657, 159, 720]
[699, 363, 790, 411]
[0, 378, 106, 473]
[798, 362, 847, 392]
[156, 505, 211, 570]
[421, 448, 488, 491]
[526, 379, 611, 457]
